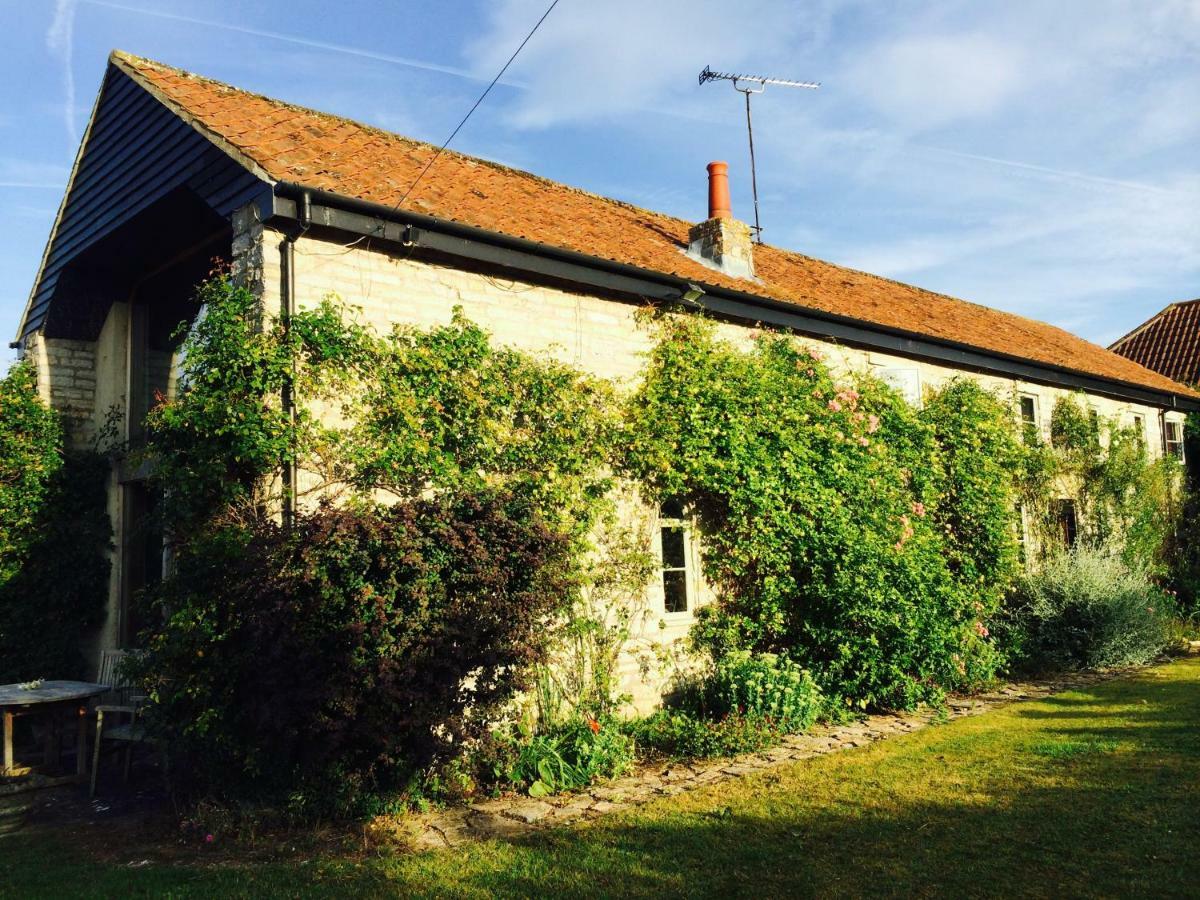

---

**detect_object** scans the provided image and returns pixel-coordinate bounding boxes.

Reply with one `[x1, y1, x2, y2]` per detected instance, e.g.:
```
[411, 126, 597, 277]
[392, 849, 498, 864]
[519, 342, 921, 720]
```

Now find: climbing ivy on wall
[144, 277, 619, 542]
[1039, 394, 1182, 574]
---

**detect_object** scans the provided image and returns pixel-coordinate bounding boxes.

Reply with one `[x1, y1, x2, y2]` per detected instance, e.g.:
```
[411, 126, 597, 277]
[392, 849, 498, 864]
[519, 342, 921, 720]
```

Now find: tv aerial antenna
[698, 65, 819, 242]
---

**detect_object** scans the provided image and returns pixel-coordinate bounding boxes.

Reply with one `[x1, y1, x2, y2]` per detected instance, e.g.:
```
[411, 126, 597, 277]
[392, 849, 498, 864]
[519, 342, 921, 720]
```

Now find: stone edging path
[409, 665, 1152, 850]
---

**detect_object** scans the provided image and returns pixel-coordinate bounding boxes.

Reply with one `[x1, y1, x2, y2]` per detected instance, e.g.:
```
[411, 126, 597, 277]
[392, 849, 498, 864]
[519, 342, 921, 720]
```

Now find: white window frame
[1018, 393, 1041, 441]
[1163, 417, 1185, 461]
[656, 500, 695, 619]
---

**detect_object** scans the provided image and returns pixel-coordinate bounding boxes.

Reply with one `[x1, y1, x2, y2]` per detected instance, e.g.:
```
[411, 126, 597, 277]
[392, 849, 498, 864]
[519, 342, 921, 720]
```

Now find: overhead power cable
[393, 0, 563, 210]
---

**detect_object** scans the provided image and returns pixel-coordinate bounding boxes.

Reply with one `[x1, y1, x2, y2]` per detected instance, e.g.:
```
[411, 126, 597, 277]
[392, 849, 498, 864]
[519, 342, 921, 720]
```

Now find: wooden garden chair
[90, 649, 152, 797]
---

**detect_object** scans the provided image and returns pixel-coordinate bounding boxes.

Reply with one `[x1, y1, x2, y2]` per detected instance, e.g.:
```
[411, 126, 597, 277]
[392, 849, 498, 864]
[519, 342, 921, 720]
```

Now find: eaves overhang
[269, 181, 1200, 413]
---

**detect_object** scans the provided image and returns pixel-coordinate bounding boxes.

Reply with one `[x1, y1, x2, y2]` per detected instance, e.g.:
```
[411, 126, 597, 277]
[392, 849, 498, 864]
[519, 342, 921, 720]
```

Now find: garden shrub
[131, 490, 574, 817]
[0, 363, 110, 682]
[624, 314, 1010, 709]
[1004, 546, 1174, 671]
[344, 309, 618, 538]
[143, 276, 377, 531]
[921, 382, 1024, 601]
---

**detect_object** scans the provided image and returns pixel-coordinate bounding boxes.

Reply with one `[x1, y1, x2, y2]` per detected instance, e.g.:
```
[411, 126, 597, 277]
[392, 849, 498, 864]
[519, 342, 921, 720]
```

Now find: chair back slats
[97, 648, 145, 706]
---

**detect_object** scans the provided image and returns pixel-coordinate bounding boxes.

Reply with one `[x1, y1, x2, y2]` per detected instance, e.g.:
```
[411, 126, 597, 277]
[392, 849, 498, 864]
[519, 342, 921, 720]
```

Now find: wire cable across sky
[393, 0, 563, 211]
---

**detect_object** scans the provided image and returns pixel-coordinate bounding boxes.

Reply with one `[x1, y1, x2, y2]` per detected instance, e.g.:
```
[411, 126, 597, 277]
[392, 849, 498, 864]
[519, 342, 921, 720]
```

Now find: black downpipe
[278, 192, 310, 528]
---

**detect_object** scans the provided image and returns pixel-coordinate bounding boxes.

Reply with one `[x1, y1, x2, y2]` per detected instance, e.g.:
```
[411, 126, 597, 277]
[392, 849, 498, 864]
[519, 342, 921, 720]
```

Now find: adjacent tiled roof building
[1110, 300, 1200, 388]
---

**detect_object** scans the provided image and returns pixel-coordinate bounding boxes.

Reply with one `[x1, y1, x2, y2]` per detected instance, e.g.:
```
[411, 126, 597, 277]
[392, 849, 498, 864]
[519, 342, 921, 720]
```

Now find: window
[1018, 394, 1040, 443]
[1053, 499, 1078, 549]
[659, 498, 690, 614]
[1164, 418, 1185, 460]
[1131, 413, 1145, 448]
[1015, 503, 1029, 567]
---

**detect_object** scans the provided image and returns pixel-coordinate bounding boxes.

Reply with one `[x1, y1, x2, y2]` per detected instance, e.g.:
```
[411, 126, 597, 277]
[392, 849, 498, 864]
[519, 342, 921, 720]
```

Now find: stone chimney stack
[687, 161, 755, 279]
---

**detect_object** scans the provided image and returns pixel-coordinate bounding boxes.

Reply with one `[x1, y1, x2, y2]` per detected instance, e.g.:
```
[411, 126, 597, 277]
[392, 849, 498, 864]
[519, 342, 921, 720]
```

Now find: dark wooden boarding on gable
[20, 66, 270, 342]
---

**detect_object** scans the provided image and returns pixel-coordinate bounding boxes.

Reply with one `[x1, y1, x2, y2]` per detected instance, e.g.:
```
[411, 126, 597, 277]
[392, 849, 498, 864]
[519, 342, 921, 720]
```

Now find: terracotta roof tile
[1110, 300, 1200, 387]
[111, 51, 1196, 399]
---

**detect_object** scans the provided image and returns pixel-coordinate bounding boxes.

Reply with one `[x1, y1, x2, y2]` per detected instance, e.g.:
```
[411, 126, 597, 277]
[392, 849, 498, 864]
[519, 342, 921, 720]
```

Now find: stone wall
[26, 333, 98, 446]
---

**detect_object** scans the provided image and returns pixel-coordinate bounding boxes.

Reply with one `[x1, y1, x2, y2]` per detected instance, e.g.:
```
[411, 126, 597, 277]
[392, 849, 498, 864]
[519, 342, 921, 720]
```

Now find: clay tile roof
[110, 51, 1197, 400]
[1110, 299, 1200, 388]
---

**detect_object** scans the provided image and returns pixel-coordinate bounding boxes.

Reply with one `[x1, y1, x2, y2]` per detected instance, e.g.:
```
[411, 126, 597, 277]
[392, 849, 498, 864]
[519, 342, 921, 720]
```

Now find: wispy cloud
[81, 0, 502, 86]
[915, 146, 1174, 197]
[46, 0, 77, 148]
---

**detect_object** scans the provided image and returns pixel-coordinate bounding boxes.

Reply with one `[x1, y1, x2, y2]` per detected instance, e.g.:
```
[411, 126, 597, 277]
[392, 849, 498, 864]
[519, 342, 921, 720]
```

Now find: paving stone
[659, 766, 696, 783]
[590, 800, 618, 814]
[411, 828, 450, 851]
[469, 798, 515, 815]
[504, 800, 554, 824]
[557, 794, 597, 814]
[591, 786, 637, 802]
[551, 804, 588, 822]
[721, 764, 764, 777]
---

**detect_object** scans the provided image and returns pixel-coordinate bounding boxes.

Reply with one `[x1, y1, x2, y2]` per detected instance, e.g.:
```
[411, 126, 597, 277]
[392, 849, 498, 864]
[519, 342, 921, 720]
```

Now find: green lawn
[4, 657, 1198, 899]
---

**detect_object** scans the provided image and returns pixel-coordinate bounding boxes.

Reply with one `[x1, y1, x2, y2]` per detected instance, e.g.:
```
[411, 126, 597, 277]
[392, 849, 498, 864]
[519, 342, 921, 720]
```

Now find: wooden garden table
[0, 681, 108, 786]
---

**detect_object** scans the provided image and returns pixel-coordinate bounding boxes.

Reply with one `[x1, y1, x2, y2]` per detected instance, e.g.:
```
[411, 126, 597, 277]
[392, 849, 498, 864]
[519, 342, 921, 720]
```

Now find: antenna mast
[698, 65, 819, 242]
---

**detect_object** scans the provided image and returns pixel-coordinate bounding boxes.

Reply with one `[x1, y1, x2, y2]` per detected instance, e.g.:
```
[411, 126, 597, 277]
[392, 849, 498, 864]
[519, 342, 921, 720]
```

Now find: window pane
[663, 568, 688, 613]
[1166, 421, 1184, 459]
[1020, 396, 1036, 424]
[661, 525, 686, 569]
[660, 497, 684, 520]
[1055, 499, 1077, 549]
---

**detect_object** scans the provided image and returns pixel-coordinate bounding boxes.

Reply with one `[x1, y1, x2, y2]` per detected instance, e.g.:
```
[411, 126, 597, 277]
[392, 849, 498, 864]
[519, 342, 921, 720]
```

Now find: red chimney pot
[706, 161, 732, 220]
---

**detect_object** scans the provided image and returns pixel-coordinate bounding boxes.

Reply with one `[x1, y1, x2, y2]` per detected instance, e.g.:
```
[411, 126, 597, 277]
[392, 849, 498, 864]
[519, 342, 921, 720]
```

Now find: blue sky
[2, 0, 1198, 362]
